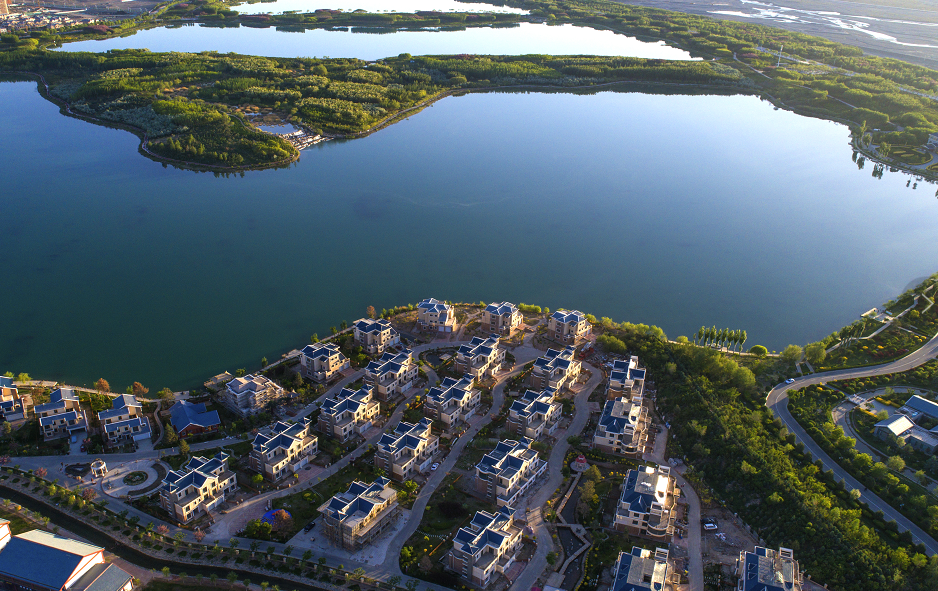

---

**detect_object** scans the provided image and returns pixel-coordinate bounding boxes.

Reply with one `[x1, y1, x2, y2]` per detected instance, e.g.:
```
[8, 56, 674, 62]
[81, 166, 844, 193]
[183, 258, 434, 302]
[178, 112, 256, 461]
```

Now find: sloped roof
[426, 375, 475, 408]
[70, 563, 133, 591]
[354, 318, 396, 335]
[476, 439, 538, 480]
[365, 350, 413, 378]
[551, 309, 586, 324]
[321, 387, 373, 418]
[739, 547, 799, 591]
[377, 418, 433, 454]
[533, 347, 577, 373]
[452, 506, 517, 556]
[485, 302, 518, 316]
[875, 414, 914, 437]
[612, 547, 668, 591]
[170, 400, 220, 432]
[902, 395, 938, 419]
[103, 415, 151, 435]
[619, 466, 670, 514]
[458, 336, 500, 360]
[301, 342, 346, 361]
[598, 398, 642, 436]
[510, 388, 557, 421]
[319, 477, 394, 525]
[0, 530, 101, 590]
[252, 419, 312, 455]
[98, 394, 142, 422]
[418, 298, 451, 313]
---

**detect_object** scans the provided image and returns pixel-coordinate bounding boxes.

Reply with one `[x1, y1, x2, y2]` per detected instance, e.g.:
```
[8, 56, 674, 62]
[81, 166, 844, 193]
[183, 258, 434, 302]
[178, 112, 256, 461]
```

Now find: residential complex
[159, 452, 237, 524]
[0, 376, 30, 421]
[375, 418, 439, 481]
[874, 414, 938, 455]
[170, 400, 222, 437]
[613, 465, 677, 542]
[611, 546, 671, 591]
[222, 374, 285, 417]
[455, 335, 506, 379]
[250, 418, 318, 481]
[506, 387, 561, 440]
[547, 309, 591, 345]
[607, 356, 646, 401]
[318, 386, 380, 442]
[353, 318, 400, 355]
[417, 298, 456, 332]
[592, 396, 648, 456]
[318, 477, 400, 551]
[425, 375, 481, 429]
[735, 546, 802, 591]
[0, 521, 134, 591]
[448, 506, 523, 587]
[300, 342, 351, 383]
[483, 302, 522, 335]
[98, 394, 151, 444]
[475, 438, 547, 507]
[35, 388, 86, 441]
[363, 349, 418, 401]
[530, 347, 582, 391]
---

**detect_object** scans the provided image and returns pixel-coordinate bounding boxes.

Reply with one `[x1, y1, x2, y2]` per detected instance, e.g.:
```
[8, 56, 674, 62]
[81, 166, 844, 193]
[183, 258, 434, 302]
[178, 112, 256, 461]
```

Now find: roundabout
[101, 458, 168, 499]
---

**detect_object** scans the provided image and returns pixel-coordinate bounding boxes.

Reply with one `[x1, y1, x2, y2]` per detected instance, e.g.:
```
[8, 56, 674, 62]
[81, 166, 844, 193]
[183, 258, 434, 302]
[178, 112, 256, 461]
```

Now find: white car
[430, 463, 440, 471]
[785, 378, 795, 384]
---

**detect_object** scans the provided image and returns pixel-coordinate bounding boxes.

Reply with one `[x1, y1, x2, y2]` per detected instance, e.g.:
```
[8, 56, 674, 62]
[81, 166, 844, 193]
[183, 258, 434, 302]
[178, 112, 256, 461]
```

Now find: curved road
[766, 329, 938, 555]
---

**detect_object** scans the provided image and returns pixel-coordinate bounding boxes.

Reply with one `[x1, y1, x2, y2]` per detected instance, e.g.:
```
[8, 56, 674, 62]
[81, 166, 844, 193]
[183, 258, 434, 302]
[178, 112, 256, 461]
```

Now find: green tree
[748, 345, 768, 358]
[16, 373, 30, 383]
[161, 567, 171, 577]
[227, 572, 238, 584]
[405, 579, 418, 591]
[780, 344, 803, 365]
[229, 538, 239, 549]
[179, 439, 190, 457]
[388, 575, 401, 587]
[163, 423, 178, 445]
[158, 387, 174, 403]
[261, 357, 268, 368]
[310, 334, 319, 343]
[583, 465, 602, 482]
[805, 342, 827, 365]
[886, 455, 906, 472]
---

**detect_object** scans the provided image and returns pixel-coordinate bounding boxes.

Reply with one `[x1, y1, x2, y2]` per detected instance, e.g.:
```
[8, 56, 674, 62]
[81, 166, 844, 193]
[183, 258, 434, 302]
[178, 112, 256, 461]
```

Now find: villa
[170, 400, 221, 438]
[417, 298, 456, 332]
[375, 418, 439, 481]
[874, 414, 938, 455]
[318, 477, 400, 551]
[611, 546, 671, 591]
[506, 387, 561, 440]
[607, 356, 646, 401]
[0, 376, 31, 421]
[592, 396, 648, 456]
[475, 438, 547, 507]
[97, 394, 151, 445]
[353, 317, 401, 356]
[483, 302, 522, 335]
[547, 309, 592, 345]
[735, 546, 802, 591]
[530, 347, 582, 391]
[35, 388, 86, 441]
[222, 374, 285, 417]
[318, 386, 380, 442]
[454, 335, 506, 379]
[159, 452, 237, 524]
[363, 349, 418, 401]
[447, 506, 523, 587]
[613, 465, 677, 542]
[425, 375, 481, 429]
[300, 342, 350, 383]
[249, 418, 318, 481]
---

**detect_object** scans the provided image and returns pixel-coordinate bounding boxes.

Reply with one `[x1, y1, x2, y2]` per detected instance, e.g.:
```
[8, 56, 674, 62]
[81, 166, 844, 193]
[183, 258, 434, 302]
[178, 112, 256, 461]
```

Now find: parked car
[431, 463, 440, 471]
[80, 444, 86, 452]
[785, 378, 795, 384]
[303, 522, 315, 533]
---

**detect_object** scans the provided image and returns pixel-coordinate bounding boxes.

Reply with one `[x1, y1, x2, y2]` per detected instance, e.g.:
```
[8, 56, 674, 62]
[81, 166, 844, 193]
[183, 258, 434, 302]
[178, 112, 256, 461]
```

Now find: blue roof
[0, 530, 101, 590]
[485, 301, 518, 316]
[71, 563, 133, 591]
[170, 400, 220, 432]
[0, 377, 13, 389]
[904, 395, 938, 419]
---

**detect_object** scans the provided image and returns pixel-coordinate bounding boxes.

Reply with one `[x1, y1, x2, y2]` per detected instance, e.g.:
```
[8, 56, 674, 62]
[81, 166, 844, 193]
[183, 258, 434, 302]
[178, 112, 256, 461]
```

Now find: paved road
[766, 329, 938, 555]
[508, 363, 604, 591]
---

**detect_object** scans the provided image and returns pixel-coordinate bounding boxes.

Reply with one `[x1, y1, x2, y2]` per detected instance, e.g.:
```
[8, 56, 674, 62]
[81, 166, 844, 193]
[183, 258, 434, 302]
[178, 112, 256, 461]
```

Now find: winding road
[765, 329, 938, 555]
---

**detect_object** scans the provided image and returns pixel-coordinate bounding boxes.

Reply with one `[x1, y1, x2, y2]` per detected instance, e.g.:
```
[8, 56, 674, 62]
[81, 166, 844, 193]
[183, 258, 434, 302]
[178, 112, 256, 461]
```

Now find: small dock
[278, 127, 329, 150]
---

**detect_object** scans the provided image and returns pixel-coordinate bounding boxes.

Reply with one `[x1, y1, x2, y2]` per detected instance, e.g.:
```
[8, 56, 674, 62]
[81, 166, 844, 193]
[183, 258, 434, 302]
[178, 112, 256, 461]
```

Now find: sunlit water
[233, 0, 528, 14]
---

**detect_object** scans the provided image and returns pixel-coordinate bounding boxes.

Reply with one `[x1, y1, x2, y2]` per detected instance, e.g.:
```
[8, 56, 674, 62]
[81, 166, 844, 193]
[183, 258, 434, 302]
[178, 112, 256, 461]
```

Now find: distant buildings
[611, 546, 671, 591]
[592, 396, 648, 456]
[735, 546, 802, 591]
[547, 309, 591, 345]
[483, 302, 522, 335]
[607, 356, 646, 401]
[98, 394, 151, 445]
[448, 506, 523, 587]
[417, 298, 456, 332]
[353, 318, 400, 356]
[170, 400, 221, 438]
[530, 347, 581, 391]
[425, 375, 480, 429]
[159, 452, 237, 523]
[0, 520, 134, 591]
[318, 477, 400, 551]
[455, 335, 505, 379]
[300, 342, 350, 383]
[0, 376, 30, 421]
[222, 374, 285, 417]
[363, 349, 418, 401]
[506, 387, 561, 440]
[375, 418, 439, 481]
[475, 438, 547, 507]
[250, 418, 318, 481]
[35, 388, 86, 441]
[613, 465, 677, 542]
[318, 386, 380, 442]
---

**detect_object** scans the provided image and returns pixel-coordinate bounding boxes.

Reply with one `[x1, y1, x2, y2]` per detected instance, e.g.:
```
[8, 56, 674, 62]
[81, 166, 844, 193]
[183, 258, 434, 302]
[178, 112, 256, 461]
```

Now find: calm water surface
[233, 0, 528, 13]
[1, 81, 935, 390]
[55, 22, 693, 60]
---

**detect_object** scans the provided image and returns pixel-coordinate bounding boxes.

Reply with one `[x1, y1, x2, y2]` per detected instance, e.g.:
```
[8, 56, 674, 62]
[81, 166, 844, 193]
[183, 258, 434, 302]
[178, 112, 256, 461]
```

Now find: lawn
[0, 506, 37, 534]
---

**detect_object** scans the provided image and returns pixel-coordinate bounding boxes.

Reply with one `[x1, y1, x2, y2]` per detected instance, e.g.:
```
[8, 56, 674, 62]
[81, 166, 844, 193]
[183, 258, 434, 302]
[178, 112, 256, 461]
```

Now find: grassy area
[0, 419, 68, 456]
[0, 506, 37, 534]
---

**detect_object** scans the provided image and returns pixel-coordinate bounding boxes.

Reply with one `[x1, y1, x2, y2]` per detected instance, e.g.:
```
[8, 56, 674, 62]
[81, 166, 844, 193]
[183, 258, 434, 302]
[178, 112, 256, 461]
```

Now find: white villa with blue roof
[424, 375, 480, 429]
[300, 342, 350, 383]
[250, 417, 318, 481]
[593, 396, 648, 456]
[417, 298, 456, 332]
[159, 452, 237, 523]
[547, 309, 592, 345]
[98, 394, 150, 445]
[611, 546, 671, 591]
[608, 356, 646, 402]
[530, 346, 582, 391]
[375, 417, 439, 481]
[0, 521, 133, 591]
[363, 349, 417, 401]
[455, 335, 506, 379]
[735, 546, 802, 591]
[35, 387, 86, 441]
[506, 387, 561, 440]
[474, 438, 547, 507]
[614, 465, 677, 542]
[447, 506, 523, 587]
[483, 302, 522, 336]
[317, 386, 380, 442]
[317, 477, 400, 551]
[0, 376, 30, 421]
[353, 317, 400, 356]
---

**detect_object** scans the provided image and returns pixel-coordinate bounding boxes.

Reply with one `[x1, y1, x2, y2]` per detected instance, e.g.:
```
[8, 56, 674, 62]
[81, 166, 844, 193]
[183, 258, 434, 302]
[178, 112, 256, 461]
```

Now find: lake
[55, 22, 695, 61]
[1, 80, 936, 391]
[232, 0, 528, 14]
